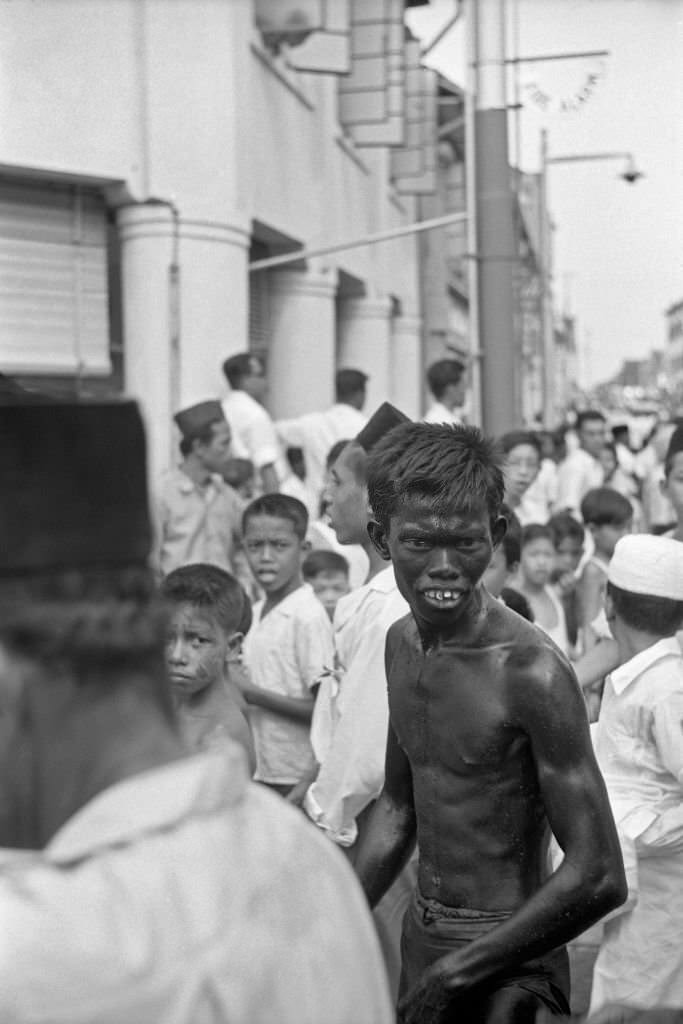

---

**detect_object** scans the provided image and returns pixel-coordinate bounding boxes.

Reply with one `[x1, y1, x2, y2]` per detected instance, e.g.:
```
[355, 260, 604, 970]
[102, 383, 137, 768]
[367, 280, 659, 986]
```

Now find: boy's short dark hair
[576, 409, 606, 431]
[607, 581, 683, 636]
[580, 487, 633, 527]
[499, 430, 542, 457]
[426, 359, 465, 400]
[161, 563, 247, 635]
[521, 523, 555, 548]
[500, 503, 522, 568]
[242, 493, 309, 540]
[548, 511, 585, 547]
[302, 549, 350, 580]
[367, 423, 505, 530]
[221, 457, 255, 489]
[222, 352, 264, 389]
[335, 369, 367, 402]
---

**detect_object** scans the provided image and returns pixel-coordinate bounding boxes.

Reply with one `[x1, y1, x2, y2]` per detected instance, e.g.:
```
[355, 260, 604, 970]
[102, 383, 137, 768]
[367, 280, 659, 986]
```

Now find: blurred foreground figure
[0, 399, 392, 1024]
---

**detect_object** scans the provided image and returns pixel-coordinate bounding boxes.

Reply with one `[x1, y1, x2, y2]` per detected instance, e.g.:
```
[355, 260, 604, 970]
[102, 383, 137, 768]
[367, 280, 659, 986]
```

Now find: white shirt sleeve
[244, 406, 281, 469]
[294, 604, 335, 692]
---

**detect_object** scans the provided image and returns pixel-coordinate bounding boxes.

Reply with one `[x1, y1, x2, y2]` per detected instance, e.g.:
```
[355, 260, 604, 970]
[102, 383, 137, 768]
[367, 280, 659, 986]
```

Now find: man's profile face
[377, 494, 503, 632]
[579, 417, 606, 458]
[242, 359, 267, 403]
[199, 420, 232, 473]
[324, 447, 369, 546]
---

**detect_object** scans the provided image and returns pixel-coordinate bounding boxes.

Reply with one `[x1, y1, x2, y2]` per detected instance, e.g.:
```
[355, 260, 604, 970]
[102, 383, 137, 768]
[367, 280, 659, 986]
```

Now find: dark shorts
[399, 889, 570, 1023]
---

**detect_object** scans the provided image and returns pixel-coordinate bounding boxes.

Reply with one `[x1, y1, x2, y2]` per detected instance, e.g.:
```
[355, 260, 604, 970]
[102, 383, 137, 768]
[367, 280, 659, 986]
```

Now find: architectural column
[391, 313, 422, 419]
[267, 267, 338, 419]
[336, 295, 393, 417]
[118, 203, 249, 485]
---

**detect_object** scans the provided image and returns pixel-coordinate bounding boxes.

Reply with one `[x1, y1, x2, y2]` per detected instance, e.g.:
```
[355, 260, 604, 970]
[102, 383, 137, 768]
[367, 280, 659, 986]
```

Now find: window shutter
[0, 180, 109, 376]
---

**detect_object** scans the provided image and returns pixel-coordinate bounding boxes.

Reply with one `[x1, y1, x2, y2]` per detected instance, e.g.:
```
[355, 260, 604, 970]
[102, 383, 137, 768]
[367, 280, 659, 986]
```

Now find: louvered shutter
[0, 180, 109, 375]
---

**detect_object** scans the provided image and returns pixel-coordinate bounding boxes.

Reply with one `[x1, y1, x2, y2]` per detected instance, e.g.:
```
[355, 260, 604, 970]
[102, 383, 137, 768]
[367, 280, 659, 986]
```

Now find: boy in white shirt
[590, 534, 683, 1013]
[241, 493, 333, 795]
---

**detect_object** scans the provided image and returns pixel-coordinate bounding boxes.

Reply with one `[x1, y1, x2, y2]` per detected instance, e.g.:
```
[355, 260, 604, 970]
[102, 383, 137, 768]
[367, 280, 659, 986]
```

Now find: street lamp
[539, 130, 644, 425]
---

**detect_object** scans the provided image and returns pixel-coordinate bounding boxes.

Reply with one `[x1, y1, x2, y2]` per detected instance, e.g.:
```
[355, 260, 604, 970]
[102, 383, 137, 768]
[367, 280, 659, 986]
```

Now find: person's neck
[261, 575, 302, 616]
[360, 536, 389, 581]
[520, 577, 546, 596]
[173, 678, 224, 712]
[417, 586, 489, 650]
[615, 627, 666, 665]
[32, 683, 186, 849]
[181, 454, 211, 487]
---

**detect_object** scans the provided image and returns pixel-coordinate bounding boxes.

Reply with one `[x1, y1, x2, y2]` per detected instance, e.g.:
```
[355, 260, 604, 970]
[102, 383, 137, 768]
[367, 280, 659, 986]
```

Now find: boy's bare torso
[387, 598, 559, 911]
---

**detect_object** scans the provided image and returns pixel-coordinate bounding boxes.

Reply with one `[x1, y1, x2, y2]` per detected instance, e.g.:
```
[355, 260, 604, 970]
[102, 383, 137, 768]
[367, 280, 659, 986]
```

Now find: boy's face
[520, 537, 555, 588]
[554, 536, 584, 576]
[308, 570, 350, 619]
[165, 602, 231, 700]
[243, 514, 304, 595]
[482, 545, 510, 599]
[662, 452, 683, 517]
[325, 448, 368, 545]
[369, 494, 505, 633]
[591, 519, 632, 560]
[504, 443, 540, 501]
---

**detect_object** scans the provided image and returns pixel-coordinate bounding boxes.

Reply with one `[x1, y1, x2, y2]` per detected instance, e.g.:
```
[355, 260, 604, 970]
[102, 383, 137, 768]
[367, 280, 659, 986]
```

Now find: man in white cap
[590, 534, 683, 1014]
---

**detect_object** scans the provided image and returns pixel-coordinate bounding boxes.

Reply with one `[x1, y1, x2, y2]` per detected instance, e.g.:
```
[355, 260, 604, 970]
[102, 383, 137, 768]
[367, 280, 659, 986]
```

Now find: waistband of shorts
[414, 887, 512, 925]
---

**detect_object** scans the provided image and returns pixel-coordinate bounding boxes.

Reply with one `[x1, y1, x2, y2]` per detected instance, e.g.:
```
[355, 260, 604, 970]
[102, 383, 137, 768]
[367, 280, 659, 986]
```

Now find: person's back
[0, 399, 392, 1024]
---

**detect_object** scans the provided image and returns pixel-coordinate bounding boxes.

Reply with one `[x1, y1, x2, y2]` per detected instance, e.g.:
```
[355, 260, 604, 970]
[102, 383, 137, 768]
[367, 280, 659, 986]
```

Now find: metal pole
[540, 128, 554, 427]
[464, 0, 481, 426]
[474, 0, 518, 434]
[248, 211, 468, 272]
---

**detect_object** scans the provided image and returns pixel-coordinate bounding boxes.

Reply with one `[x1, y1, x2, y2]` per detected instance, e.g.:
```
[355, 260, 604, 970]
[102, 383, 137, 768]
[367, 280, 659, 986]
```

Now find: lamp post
[539, 130, 643, 426]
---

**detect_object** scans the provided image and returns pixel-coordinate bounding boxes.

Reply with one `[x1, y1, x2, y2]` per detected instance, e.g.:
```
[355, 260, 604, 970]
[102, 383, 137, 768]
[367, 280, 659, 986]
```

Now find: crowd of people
[0, 355, 681, 1023]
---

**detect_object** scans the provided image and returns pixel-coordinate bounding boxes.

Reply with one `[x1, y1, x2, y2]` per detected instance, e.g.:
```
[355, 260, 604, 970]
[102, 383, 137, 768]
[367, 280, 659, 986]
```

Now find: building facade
[0, 0, 433, 482]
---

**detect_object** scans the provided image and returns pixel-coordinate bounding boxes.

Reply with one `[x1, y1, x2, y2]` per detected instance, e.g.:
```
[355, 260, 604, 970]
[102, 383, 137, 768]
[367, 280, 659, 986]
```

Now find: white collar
[609, 635, 681, 695]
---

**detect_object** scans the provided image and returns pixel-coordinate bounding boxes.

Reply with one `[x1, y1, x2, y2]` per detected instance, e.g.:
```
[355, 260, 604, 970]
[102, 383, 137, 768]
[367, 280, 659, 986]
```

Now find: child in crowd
[515, 523, 570, 654]
[661, 423, 683, 541]
[499, 430, 542, 525]
[482, 503, 533, 621]
[162, 563, 255, 771]
[589, 535, 683, 1013]
[578, 487, 633, 652]
[302, 548, 350, 620]
[240, 493, 334, 795]
[548, 511, 585, 652]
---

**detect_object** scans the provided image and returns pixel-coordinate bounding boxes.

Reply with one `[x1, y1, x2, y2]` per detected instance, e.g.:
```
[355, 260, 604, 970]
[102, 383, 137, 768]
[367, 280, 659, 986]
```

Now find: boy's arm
[573, 637, 620, 690]
[577, 561, 604, 629]
[241, 682, 317, 722]
[353, 718, 417, 907]
[397, 652, 626, 1024]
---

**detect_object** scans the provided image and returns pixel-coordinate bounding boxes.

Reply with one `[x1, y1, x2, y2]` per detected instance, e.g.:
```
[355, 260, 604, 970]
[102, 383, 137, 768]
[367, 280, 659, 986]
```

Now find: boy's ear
[225, 631, 244, 664]
[367, 519, 391, 561]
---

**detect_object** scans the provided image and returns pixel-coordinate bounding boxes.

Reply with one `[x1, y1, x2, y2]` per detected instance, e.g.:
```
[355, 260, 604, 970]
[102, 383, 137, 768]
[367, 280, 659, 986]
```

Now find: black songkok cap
[0, 399, 152, 574]
[174, 400, 225, 440]
[355, 402, 410, 453]
[665, 425, 683, 464]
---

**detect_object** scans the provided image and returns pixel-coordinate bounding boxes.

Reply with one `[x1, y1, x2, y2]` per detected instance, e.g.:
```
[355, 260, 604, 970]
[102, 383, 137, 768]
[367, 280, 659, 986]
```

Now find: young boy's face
[662, 452, 683, 518]
[482, 545, 510, 599]
[243, 514, 304, 596]
[554, 536, 584, 576]
[166, 602, 231, 700]
[371, 494, 504, 632]
[591, 519, 632, 560]
[308, 570, 350, 619]
[520, 537, 555, 588]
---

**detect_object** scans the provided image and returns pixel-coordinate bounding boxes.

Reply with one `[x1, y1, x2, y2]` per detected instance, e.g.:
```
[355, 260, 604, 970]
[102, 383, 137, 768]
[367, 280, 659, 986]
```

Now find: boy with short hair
[162, 563, 255, 771]
[589, 534, 683, 1013]
[302, 548, 351, 620]
[354, 421, 626, 1022]
[548, 511, 586, 651]
[578, 486, 633, 652]
[240, 493, 334, 794]
[499, 430, 542, 525]
[517, 523, 571, 654]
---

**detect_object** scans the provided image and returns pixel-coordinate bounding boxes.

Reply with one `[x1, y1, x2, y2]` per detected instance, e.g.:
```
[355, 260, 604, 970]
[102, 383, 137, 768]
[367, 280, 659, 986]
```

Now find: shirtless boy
[355, 422, 626, 1024]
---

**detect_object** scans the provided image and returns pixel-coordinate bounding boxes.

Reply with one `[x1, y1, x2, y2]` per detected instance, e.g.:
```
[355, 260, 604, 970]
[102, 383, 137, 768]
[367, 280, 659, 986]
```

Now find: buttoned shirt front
[155, 467, 243, 576]
[243, 584, 334, 784]
[555, 447, 604, 518]
[0, 749, 392, 1024]
[276, 403, 368, 503]
[305, 566, 409, 845]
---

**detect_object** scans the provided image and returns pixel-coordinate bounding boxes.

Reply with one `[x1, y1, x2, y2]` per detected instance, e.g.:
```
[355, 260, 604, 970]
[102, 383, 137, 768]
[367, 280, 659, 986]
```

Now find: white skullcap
[608, 534, 683, 600]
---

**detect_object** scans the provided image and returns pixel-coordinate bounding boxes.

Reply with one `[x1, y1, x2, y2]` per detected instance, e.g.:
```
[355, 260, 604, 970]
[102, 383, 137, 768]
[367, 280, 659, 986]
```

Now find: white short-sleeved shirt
[0, 748, 392, 1024]
[555, 447, 604, 519]
[305, 566, 409, 844]
[590, 636, 683, 1011]
[244, 584, 334, 784]
[222, 389, 281, 471]
[423, 401, 462, 425]
[154, 467, 243, 575]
